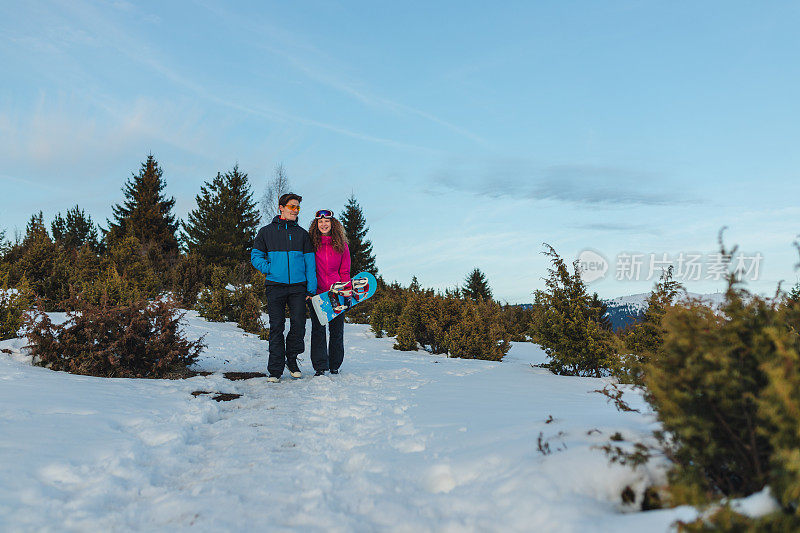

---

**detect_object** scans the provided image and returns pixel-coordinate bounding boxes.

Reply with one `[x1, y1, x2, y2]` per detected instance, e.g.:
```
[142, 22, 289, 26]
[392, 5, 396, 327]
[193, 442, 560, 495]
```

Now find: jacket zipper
[286, 222, 291, 284]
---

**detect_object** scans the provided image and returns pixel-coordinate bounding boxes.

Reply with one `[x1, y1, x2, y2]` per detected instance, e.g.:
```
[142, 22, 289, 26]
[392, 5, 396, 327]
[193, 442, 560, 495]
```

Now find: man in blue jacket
[251, 193, 317, 382]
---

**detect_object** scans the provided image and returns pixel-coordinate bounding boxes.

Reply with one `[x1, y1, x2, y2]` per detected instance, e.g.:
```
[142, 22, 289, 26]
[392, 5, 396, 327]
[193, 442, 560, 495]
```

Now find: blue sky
[2, 0, 800, 302]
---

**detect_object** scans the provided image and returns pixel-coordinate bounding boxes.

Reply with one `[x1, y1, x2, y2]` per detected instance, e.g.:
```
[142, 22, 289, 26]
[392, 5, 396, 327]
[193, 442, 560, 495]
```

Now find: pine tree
[51, 205, 102, 252]
[51, 213, 66, 244]
[463, 268, 492, 301]
[23, 211, 49, 246]
[182, 165, 260, 272]
[341, 194, 377, 275]
[105, 154, 179, 262]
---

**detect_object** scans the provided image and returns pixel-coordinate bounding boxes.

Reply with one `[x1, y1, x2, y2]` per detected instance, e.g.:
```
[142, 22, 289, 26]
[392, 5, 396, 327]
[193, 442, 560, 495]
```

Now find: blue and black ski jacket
[251, 216, 317, 294]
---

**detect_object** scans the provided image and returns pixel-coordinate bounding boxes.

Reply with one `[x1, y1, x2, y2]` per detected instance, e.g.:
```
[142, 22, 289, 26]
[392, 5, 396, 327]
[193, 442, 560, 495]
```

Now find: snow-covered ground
[0, 312, 699, 532]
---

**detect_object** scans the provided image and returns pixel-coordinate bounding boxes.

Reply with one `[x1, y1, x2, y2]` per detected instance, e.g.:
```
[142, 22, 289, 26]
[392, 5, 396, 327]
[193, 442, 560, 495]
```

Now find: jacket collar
[271, 215, 298, 226]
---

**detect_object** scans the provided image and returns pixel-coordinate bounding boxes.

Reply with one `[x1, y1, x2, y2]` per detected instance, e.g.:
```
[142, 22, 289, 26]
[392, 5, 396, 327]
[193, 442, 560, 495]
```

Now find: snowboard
[311, 272, 377, 326]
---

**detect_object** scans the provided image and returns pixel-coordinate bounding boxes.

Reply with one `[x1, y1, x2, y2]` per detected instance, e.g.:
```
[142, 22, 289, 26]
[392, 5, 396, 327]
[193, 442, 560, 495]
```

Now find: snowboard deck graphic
[311, 272, 377, 325]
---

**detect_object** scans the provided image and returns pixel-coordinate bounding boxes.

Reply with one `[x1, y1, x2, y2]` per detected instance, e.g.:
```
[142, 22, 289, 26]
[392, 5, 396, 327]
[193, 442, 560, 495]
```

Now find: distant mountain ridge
[516, 292, 727, 332]
[603, 291, 727, 331]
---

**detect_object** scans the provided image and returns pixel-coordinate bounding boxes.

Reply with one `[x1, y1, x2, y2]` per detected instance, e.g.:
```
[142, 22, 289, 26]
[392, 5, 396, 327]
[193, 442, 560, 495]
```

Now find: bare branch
[261, 163, 291, 219]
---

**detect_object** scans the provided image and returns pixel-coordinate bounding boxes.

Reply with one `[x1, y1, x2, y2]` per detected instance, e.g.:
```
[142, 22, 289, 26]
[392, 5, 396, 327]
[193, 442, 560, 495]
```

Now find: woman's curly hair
[308, 216, 348, 252]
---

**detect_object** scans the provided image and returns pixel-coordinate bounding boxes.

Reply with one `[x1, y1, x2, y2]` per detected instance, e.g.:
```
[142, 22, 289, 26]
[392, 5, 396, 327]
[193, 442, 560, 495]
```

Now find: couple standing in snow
[250, 193, 351, 382]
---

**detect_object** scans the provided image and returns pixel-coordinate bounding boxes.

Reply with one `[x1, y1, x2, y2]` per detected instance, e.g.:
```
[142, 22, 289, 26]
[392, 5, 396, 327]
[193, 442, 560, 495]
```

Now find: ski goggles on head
[315, 209, 334, 219]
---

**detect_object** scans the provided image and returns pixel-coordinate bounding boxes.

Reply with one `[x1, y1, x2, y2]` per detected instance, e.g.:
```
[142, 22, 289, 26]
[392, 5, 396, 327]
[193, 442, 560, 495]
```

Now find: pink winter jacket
[314, 236, 351, 294]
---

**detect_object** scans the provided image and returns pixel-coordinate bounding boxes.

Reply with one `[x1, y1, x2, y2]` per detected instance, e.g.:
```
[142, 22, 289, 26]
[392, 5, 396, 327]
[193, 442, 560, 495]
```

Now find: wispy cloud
[0, 91, 218, 171]
[0, 173, 70, 194]
[197, 0, 487, 146]
[569, 222, 662, 235]
[283, 55, 488, 146]
[431, 159, 695, 206]
[88, 0, 439, 153]
[7, 0, 437, 156]
[216, 98, 441, 155]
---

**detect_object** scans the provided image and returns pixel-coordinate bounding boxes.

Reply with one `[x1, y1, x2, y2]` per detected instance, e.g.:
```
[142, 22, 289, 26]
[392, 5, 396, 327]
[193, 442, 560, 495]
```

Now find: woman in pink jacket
[307, 209, 351, 375]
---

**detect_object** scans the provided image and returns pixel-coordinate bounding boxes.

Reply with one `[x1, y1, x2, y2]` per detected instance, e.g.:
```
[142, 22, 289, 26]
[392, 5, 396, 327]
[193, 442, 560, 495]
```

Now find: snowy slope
[0, 312, 698, 532]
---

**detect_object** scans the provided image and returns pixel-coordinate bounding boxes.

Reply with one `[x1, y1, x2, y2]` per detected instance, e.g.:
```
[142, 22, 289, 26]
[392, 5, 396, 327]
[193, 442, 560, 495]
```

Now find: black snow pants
[307, 301, 345, 372]
[265, 284, 307, 377]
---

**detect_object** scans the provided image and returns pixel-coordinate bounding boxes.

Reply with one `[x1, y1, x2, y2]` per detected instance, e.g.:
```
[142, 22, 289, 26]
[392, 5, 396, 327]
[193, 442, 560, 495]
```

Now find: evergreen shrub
[530, 244, 617, 377]
[4, 211, 164, 310]
[1, 278, 31, 340]
[24, 299, 204, 378]
[197, 267, 268, 338]
[600, 237, 800, 526]
[60, 237, 162, 308]
[370, 295, 404, 337]
[344, 296, 374, 324]
[343, 273, 390, 325]
[171, 253, 207, 308]
[369, 278, 412, 339]
[646, 288, 773, 502]
[618, 267, 683, 384]
[761, 297, 800, 518]
[444, 297, 510, 361]
[631, 280, 800, 526]
[9, 214, 70, 309]
[498, 304, 536, 342]
[382, 282, 511, 360]
[676, 501, 800, 532]
[107, 235, 162, 298]
[393, 292, 425, 351]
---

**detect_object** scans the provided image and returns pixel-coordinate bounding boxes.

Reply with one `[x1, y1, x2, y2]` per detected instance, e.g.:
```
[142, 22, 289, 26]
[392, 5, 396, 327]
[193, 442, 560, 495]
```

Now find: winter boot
[286, 358, 302, 378]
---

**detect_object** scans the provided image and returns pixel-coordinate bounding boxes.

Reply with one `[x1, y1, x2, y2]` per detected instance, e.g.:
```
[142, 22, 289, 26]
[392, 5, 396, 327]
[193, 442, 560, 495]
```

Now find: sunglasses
[283, 204, 300, 211]
[315, 209, 334, 219]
